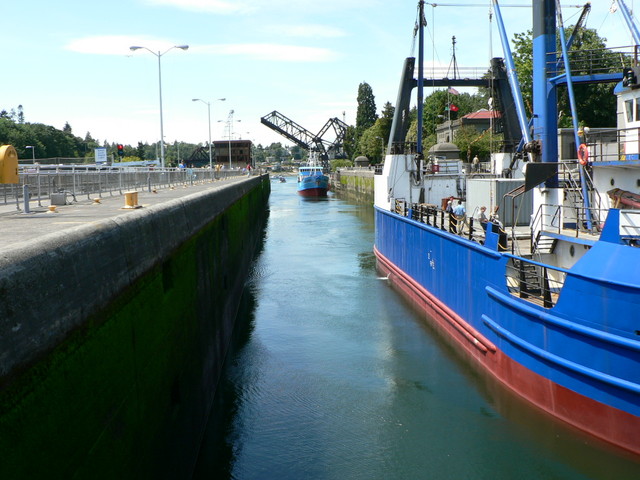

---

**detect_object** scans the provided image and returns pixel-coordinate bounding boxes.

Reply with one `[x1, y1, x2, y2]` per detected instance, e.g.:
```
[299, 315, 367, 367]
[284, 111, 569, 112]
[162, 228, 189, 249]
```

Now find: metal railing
[1, 165, 245, 209]
[505, 256, 568, 309]
[395, 199, 496, 246]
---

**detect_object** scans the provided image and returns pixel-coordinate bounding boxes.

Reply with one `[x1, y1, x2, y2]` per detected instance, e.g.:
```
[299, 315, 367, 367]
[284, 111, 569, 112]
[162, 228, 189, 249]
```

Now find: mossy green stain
[0, 178, 270, 478]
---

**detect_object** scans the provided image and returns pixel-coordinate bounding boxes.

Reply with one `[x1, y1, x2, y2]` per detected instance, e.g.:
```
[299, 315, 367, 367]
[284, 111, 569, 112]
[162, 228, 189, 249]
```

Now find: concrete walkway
[0, 177, 249, 250]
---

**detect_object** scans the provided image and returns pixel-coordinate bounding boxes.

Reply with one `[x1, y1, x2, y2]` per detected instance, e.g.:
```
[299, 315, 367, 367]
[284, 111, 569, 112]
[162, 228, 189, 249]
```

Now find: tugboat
[374, 0, 640, 455]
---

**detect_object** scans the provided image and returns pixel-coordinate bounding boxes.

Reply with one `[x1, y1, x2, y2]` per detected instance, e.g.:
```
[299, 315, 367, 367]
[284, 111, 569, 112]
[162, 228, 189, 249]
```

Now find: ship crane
[260, 111, 348, 172]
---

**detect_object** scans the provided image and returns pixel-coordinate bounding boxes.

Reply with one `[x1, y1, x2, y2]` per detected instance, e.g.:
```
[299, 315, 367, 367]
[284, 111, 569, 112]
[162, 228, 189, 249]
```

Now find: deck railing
[505, 255, 568, 309]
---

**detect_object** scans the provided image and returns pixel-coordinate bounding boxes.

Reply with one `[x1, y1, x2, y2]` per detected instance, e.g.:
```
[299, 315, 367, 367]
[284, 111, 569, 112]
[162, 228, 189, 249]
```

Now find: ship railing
[505, 255, 568, 309]
[394, 198, 408, 217]
[551, 44, 636, 76]
[582, 127, 640, 164]
[620, 210, 640, 245]
[530, 203, 606, 254]
[404, 201, 490, 244]
[1, 165, 244, 209]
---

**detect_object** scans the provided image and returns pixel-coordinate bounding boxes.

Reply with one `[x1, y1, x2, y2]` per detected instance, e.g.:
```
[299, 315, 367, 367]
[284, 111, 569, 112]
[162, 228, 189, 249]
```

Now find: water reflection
[194, 182, 640, 480]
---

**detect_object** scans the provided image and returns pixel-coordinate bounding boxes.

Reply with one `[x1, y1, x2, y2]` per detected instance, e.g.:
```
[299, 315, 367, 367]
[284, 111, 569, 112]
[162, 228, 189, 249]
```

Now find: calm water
[193, 179, 640, 479]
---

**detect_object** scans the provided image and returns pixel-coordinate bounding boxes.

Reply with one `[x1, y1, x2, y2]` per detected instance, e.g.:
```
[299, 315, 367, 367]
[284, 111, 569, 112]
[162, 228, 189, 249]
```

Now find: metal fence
[1, 165, 245, 210]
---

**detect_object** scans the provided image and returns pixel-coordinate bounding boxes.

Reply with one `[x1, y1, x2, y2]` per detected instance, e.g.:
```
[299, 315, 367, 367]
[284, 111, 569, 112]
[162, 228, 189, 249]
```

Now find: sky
[1, 0, 637, 156]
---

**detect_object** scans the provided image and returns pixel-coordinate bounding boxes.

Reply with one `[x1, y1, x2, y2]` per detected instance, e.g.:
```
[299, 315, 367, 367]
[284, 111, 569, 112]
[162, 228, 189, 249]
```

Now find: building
[435, 109, 501, 144]
[213, 139, 253, 169]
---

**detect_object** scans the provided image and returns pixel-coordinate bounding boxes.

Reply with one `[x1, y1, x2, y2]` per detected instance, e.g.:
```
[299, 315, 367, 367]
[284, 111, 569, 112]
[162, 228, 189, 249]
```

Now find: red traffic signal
[117, 144, 124, 156]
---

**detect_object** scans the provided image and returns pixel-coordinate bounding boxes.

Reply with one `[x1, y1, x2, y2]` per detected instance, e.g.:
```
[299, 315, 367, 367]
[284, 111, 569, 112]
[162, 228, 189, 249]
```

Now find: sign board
[95, 148, 108, 165]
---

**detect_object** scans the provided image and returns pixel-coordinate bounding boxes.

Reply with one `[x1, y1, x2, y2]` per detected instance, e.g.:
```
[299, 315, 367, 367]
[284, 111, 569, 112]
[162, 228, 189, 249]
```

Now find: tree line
[0, 107, 296, 167]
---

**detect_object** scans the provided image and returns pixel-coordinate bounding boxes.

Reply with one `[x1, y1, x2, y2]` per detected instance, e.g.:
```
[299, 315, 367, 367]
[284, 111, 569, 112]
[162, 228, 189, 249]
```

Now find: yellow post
[0, 145, 19, 184]
[123, 191, 140, 209]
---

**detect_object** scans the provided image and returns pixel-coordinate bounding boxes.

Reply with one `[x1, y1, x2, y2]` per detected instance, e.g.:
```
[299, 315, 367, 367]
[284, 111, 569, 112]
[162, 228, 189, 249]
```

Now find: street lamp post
[192, 97, 225, 170]
[129, 44, 189, 169]
[218, 110, 241, 170]
[25, 145, 35, 163]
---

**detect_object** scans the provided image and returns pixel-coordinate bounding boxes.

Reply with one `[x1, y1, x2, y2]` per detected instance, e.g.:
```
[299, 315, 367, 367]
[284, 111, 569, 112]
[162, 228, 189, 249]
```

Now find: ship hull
[374, 206, 640, 455]
[297, 175, 329, 197]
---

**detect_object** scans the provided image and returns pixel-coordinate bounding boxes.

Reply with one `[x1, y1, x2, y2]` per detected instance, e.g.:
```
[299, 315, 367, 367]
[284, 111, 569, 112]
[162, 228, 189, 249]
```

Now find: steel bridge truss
[260, 111, 348, 170]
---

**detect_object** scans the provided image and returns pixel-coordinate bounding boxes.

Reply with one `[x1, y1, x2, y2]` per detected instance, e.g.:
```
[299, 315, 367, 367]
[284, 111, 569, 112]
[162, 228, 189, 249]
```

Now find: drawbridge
[260, 111, 348, 171]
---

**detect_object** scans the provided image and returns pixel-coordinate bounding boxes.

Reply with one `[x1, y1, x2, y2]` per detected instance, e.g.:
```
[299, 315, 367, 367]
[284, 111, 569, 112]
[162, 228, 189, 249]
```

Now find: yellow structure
[0, 145, 19, 184]
[123, 191, 141, 209]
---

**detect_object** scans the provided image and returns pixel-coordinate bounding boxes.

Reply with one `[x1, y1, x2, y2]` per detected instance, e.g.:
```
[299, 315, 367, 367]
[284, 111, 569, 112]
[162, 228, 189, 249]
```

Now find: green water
[194, 179, 640, 480]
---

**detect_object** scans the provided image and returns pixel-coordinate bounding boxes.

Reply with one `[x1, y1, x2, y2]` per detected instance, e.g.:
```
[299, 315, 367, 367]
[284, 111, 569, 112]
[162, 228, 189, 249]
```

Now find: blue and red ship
[297, 160, 329, 197]
[374, 0, 640, 455]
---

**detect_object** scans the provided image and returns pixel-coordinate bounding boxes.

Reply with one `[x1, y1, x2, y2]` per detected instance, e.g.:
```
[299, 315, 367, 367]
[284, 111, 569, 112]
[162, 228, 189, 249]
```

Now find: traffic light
[117, 144, 124, 157]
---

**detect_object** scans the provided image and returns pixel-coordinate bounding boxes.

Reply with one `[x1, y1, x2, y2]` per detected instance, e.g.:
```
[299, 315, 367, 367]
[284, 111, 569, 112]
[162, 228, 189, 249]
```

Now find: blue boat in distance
[297, 156, 329, 197]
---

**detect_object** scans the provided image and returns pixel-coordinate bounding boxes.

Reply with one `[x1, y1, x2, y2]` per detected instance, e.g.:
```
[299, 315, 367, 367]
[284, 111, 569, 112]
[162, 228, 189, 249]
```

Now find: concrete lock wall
[332, 168, 374, 201]
[0, 175, 270, 478]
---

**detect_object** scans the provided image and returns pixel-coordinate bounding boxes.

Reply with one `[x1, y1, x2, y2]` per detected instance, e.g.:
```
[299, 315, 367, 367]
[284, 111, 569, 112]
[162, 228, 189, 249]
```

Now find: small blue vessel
[297, 156, 329, 197]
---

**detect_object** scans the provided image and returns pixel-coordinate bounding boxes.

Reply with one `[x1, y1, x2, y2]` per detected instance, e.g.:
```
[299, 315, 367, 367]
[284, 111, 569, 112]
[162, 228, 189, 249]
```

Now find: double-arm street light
[129, 44, 189, 168]
[192, 98, 226, 170]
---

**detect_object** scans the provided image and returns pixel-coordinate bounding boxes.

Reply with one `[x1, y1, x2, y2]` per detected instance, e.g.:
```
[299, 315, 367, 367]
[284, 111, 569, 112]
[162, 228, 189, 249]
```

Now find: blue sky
[1, 1, 636, 153]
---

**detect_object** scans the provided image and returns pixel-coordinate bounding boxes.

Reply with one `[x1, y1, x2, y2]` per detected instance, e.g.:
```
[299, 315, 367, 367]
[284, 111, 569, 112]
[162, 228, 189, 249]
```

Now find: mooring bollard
[23, 184, 30, 214]
[123, 191, 141, 209]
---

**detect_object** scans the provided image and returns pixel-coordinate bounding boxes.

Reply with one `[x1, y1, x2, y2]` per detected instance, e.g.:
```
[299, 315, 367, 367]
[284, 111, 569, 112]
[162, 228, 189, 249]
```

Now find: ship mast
[417, 0, 425, 156]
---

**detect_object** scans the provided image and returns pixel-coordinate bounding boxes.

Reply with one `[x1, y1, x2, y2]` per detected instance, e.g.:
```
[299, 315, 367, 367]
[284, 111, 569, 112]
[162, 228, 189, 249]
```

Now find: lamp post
[25, 145, 35, 163]
[129, 44, 189, 169]
[192, 97, 225, 170]
[218, 110, 241, 169]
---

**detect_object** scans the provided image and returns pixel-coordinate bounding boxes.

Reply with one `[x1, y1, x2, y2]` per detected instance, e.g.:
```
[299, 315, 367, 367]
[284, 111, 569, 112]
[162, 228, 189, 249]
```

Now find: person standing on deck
[453, 200, 466, 234]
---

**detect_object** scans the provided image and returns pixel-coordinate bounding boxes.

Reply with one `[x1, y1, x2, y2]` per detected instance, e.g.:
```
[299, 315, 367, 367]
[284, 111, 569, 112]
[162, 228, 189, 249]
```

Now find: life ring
[578, 143, 589, 166]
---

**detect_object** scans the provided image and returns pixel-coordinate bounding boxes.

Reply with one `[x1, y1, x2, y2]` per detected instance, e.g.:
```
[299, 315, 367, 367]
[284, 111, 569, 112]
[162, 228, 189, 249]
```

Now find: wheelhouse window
[626, 99, 634, 123]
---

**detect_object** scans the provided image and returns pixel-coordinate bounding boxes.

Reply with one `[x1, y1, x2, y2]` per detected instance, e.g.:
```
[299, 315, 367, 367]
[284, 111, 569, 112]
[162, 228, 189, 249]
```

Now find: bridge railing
[422, 66, 488, 81]
[0, 165, 244, 209]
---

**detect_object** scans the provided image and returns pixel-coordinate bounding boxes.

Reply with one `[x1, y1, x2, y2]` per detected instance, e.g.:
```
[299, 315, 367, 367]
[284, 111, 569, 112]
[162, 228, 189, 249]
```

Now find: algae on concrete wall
[0, 177, 270, 478]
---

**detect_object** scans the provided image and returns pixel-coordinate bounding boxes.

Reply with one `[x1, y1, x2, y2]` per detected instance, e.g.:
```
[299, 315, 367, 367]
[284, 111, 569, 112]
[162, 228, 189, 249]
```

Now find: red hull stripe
[374, 246, 640, 455]
[298, 188, 327, 197]
[375, 245, 495, 353]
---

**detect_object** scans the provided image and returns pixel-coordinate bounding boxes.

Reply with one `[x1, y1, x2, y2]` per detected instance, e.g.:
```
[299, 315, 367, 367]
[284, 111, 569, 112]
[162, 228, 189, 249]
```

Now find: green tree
[405, 90, 488, 146]
[359, 119, 387, 164]
[512, 27, 618, 127]
[330, 159, 353, 171]
[451, 126, 501, 162]
[356, 82, 377, 137]
[136, 142, 146, 160]
[343, 125, 357, 160]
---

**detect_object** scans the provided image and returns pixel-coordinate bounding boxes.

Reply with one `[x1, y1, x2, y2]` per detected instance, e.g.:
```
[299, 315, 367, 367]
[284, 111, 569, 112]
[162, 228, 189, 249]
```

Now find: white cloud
[65, 36, 339, 62]
[142, 0, 253, 14]
[254, 0, 379, 14]
[195, 43, 340, 62]
[65, 35, 177, 55]
[262, 25, 347, 39]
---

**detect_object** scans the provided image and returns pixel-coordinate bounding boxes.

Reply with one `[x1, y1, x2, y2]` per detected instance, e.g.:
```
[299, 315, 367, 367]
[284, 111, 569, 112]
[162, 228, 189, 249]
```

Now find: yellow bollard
[123, 191, 141, 209]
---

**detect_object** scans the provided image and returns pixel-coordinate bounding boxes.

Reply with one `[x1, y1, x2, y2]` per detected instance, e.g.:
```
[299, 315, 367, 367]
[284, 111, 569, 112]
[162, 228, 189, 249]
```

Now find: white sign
[95, 148, 108, 164]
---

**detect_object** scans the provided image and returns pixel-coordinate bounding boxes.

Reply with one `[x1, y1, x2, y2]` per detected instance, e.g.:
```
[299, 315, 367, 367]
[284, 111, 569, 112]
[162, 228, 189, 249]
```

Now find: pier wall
[332, 168, 374, 201]
[0, 175, 270, 478]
